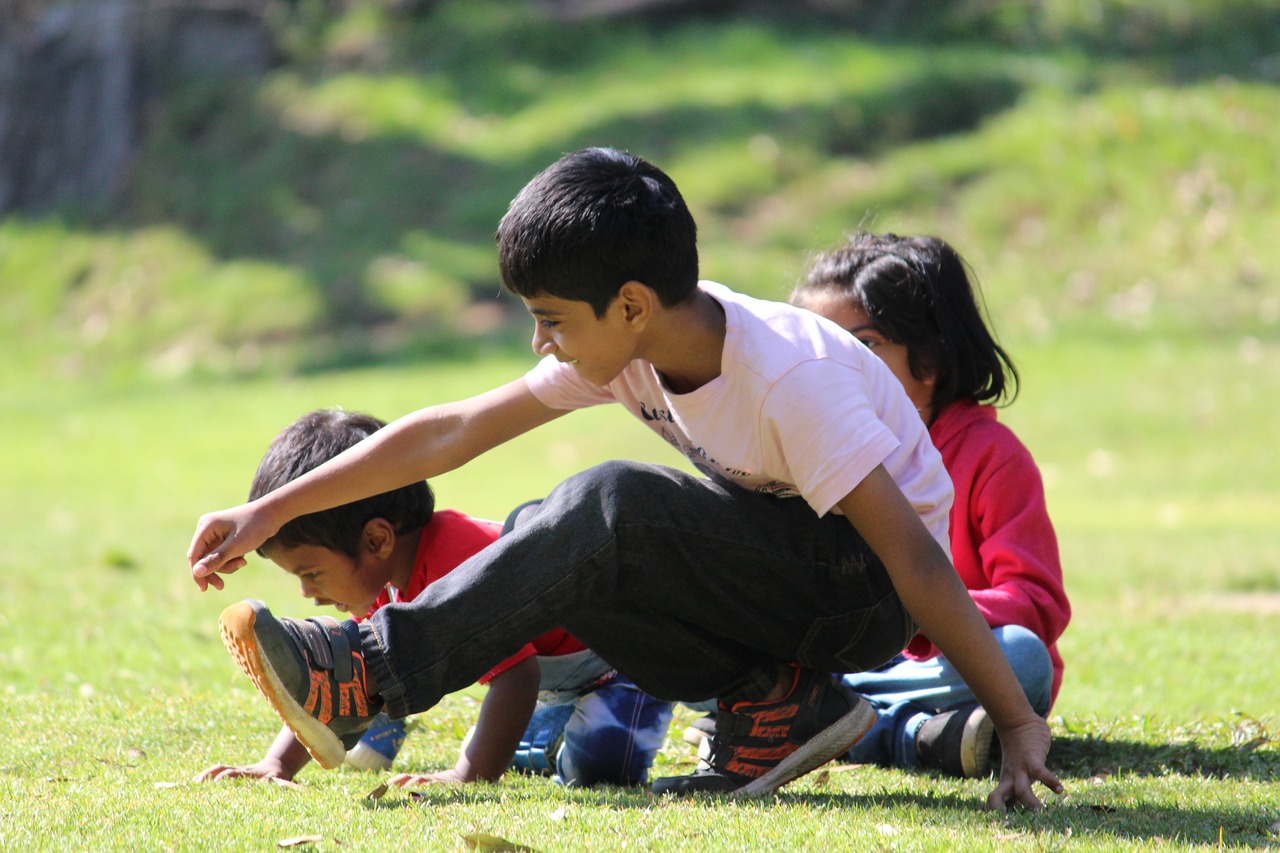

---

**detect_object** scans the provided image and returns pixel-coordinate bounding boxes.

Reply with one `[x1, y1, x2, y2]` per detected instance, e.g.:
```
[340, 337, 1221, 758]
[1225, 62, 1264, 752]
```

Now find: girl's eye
[856, 337, 879, 350]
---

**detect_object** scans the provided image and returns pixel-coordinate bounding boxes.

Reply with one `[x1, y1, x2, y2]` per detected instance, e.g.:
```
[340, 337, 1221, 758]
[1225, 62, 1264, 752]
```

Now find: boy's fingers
[1039, 767, 1065, 795]
[189, 555, 245, 591]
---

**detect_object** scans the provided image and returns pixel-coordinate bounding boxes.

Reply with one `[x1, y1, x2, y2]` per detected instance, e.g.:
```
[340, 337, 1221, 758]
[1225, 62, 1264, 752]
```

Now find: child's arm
[388, 656, 540, 787]
[188, 378, 566, 590]
[193, 725, 312, 786]
[837, 464, 1065, 811]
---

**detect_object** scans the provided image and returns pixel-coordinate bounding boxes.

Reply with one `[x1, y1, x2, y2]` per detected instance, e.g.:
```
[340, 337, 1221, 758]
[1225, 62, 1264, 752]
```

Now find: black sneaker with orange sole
[219, 599, 383, 769]
[652, 666, 875, 798]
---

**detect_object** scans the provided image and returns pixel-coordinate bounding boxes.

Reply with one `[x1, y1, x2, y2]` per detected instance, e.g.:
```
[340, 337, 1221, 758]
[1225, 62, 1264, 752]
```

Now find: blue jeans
[515, 669, 674, 787]
[841, 624, 1054, 768]
[361, 460, 915, 717]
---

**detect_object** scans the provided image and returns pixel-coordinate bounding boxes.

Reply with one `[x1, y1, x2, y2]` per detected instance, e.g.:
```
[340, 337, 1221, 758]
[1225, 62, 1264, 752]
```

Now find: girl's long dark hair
[795, 232, 1019, 413]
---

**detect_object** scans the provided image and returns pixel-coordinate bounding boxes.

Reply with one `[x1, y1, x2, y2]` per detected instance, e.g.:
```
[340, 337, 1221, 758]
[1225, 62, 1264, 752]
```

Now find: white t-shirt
[524, 281, 952, 551]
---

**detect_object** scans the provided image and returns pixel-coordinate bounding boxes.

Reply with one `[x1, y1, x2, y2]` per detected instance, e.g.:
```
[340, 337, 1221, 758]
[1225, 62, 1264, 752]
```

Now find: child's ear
[616, 280, 655, 329]
[360, 518, 397, 559]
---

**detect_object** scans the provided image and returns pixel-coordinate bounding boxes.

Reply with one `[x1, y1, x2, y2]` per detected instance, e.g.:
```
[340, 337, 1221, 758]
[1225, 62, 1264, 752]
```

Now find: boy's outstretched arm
[836, 465, 1065, 811]
[388, 655, 540, 787]
[194, 725, 311, 786]
[187, 378, 566, 590]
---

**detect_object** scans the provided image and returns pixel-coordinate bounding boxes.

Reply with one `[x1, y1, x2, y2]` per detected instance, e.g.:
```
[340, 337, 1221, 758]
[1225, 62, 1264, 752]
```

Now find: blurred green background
[4, 0, 1280, 715]
[2, 2, 1279, 848]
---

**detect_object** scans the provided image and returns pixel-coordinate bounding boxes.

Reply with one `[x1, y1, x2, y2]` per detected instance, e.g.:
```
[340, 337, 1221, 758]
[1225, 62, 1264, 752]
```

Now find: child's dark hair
[497, 147, 700, 317]
[795, 232, 1019, 412]
[248, 409, 435, 557]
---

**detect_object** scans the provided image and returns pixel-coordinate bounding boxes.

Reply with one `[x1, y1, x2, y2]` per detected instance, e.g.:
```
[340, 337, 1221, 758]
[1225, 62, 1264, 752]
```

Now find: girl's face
[796, 291, 936, 424]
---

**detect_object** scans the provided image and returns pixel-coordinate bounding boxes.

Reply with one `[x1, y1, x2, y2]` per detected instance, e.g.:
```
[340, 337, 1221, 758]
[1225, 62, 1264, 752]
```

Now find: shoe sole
[732, 697, 876, 799]
[219, 601, 347, 769]
[960, 706, 995, 778]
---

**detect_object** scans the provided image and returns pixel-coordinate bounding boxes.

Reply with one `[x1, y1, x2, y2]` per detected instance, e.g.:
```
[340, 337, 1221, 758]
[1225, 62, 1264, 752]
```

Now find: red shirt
[364, 509, 585, 684]
[904, 400, 1071, 707]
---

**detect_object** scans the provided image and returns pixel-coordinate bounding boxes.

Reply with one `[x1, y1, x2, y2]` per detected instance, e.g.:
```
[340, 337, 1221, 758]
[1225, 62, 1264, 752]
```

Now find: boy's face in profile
[262, 542, 387, 618]
[522, 292, 639, 387]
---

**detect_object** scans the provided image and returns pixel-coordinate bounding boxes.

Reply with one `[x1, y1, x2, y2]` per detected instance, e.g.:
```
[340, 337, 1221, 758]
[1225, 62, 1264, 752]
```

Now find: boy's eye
[856, 337, 879, 350]
[538, 319, 559, 329]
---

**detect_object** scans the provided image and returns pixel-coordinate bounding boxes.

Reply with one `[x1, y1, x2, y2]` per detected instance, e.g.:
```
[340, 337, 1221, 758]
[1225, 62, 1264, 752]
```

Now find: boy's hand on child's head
[187, 504, 275, 591]
[985, 716, 1064, 812]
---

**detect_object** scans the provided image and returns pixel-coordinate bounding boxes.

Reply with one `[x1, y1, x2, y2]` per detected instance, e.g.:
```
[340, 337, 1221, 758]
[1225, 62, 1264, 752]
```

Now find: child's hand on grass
[388, 768, 472, 787]
[193, 760, 301, 788]
[986, 716, 1064, 811]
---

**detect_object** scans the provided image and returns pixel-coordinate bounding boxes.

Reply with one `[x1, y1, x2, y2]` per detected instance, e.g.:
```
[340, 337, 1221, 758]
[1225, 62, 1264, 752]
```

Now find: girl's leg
[843, 625, 1053, 767]
[556, 675, 674, 787]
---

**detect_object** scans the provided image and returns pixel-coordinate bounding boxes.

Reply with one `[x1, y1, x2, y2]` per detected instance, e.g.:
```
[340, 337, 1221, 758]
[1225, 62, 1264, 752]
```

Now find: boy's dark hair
[496, 147, 700, 317]
[248, 409, 435, 557]
[796, 232, 1019, 412]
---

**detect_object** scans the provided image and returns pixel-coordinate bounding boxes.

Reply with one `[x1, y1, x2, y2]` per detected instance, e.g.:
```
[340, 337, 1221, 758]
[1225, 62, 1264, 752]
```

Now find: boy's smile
[522, 292, 640, 387]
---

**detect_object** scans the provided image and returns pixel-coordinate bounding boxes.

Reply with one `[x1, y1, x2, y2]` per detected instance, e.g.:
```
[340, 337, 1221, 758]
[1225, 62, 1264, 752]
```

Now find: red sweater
[365, 509, 585, 684]
[903, 400, 1071, 706]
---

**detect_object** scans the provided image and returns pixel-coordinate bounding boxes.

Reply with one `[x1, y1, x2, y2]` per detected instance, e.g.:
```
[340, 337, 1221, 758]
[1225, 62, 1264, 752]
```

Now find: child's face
[522, 292, 638, 387]
[797, 292, 935, 422]
[263, 543, 387, 617]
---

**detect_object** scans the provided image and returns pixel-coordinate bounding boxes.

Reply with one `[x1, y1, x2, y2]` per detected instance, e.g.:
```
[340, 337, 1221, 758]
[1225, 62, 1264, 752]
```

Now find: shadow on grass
[801, 791, 1279, 849]
[1051, 733, 1279, 783]
[389, 784, 1279, 848]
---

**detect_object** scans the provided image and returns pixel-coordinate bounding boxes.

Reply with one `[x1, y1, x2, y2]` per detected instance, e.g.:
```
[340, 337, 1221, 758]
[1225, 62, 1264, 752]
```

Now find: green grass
[2, 1, 1279, 848]
[2, 341, 1278, 850]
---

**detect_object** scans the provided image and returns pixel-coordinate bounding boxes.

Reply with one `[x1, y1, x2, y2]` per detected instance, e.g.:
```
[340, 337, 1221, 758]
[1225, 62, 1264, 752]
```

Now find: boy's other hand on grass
[986, 716, 1064, 811]
[193, 760, 301, 788]
[187, 503, 276, 591]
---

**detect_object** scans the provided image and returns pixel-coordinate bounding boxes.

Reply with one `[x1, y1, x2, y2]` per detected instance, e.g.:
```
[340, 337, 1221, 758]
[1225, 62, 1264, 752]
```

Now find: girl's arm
[389, 656, 540, 786]
[836, 464, 1064, 811]
[188, 378, 566, 590]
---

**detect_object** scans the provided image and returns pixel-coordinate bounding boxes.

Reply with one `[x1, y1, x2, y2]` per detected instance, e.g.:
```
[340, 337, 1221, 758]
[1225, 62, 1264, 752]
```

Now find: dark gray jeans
[361, 460, 915, 718]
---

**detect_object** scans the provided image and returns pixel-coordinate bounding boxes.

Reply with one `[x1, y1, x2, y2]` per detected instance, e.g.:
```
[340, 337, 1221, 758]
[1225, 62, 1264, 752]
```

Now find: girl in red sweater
[791, 232, 1071, 779]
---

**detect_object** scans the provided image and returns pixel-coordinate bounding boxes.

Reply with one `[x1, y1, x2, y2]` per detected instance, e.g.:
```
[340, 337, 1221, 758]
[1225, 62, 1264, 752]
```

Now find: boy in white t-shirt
[187, 147, 1062, 808]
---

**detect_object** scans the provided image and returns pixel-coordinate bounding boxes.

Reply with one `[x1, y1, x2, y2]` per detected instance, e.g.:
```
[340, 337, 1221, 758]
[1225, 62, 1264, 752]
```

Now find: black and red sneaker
[219, 599, 382, 769]
[652, 666, 874, 798]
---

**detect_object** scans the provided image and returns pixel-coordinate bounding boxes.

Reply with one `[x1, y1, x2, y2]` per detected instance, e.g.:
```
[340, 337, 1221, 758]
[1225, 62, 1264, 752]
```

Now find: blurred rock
[0, 0, 274, 215]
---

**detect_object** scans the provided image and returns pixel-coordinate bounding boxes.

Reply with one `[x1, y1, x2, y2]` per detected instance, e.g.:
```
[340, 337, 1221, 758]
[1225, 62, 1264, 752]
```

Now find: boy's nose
[532, 326, 555, 356]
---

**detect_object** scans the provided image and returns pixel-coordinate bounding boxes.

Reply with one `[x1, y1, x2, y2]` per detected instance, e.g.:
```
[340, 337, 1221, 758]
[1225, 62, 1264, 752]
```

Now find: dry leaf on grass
[277, 835, 324, 848]
[459, 831, 536, 851]
[366, 782, 389, 800]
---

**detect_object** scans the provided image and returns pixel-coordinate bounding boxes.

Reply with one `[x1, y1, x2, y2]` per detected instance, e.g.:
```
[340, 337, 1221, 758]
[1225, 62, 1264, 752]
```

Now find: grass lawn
[1, 337, 1278, 850]
[2, 1, 1279, 848]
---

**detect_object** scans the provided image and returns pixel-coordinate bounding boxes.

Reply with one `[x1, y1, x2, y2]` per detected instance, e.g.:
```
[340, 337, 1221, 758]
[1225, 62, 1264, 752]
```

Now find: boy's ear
[616, 280, 655, 329]
[360, 518, 397, 559]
